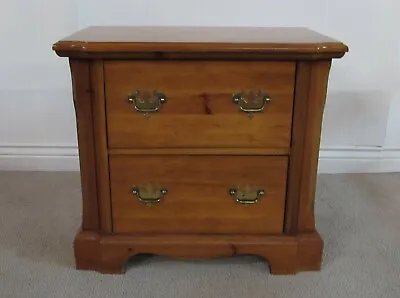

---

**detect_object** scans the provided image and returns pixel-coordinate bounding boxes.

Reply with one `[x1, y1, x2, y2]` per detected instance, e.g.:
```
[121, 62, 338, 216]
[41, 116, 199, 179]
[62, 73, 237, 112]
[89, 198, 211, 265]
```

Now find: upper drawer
[104, 61, 295, 149]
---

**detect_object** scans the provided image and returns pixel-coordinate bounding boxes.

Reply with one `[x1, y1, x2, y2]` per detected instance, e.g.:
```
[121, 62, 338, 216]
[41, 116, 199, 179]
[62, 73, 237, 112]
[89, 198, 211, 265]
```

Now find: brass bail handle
[232, 91, 271, 117]
[128, 89, 167, 114]
[229, 185, 265, 204]
[132, 183, 168, 205]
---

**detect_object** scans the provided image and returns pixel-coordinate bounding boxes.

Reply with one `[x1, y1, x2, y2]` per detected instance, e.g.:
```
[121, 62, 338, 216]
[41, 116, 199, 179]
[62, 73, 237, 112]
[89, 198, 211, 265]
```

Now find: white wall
[0, 0, 79, 170]
[0, 0, 399, 172]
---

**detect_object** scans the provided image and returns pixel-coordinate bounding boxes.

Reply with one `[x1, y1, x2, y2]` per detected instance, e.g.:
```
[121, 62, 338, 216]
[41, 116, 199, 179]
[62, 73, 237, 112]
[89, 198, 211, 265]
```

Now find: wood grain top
[53, 26, 348, 59]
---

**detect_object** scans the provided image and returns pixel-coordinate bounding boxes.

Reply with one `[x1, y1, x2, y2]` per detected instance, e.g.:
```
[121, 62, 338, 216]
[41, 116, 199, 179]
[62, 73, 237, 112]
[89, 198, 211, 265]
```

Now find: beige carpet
[0, 172, 399, 298]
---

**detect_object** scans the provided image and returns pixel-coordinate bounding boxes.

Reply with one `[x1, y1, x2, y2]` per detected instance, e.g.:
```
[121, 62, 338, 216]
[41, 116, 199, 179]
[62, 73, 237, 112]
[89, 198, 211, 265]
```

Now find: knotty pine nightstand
[53, 26, 348, 274]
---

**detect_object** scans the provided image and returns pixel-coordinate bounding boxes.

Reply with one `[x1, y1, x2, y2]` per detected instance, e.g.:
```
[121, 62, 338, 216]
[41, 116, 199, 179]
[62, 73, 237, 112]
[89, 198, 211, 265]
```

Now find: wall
[0, 0, 399, 172]
[0, 0, 79, 170]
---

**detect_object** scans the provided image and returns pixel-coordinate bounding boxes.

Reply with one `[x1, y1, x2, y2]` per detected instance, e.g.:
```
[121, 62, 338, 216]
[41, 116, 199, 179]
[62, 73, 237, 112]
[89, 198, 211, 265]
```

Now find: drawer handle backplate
[229, 185, 265, 204]
[232, 91, 271, 118]
[128, 90, 167, 114]
[132, 183, 168, 205]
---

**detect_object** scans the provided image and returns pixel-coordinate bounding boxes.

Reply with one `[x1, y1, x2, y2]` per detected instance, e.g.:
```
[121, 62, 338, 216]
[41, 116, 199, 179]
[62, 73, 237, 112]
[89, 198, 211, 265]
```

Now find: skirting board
[0, 145, 79, 172]
[318, 147, 400, 173]
[0, 145, 399, 173]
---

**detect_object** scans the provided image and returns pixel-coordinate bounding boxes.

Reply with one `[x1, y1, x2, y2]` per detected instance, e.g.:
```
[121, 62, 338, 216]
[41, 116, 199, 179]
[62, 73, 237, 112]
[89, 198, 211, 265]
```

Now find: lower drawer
[110, 155, 288, 234]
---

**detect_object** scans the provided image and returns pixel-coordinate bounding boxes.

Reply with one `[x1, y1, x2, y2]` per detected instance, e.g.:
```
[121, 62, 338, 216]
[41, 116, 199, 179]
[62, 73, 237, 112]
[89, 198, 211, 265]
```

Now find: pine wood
[69, 60, 99, 230]
[110, 155, 287, 234]
[284, 61, 332, 234]
[53, 26, 348, 60]
[297, 61, 332, 232]
[105, 61, 295, 149]
[91, 60, 113, 232]
[108, 148, 290, 155]
[284, 62, 312, 234]
[54, 26, 348, 275]
[74, 230, 322, 275]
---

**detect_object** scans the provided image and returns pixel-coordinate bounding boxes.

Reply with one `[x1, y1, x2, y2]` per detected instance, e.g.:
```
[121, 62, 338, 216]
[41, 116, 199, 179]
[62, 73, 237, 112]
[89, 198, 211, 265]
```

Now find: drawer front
[110, 155, 288, 234]
[105, 61, 295, 149]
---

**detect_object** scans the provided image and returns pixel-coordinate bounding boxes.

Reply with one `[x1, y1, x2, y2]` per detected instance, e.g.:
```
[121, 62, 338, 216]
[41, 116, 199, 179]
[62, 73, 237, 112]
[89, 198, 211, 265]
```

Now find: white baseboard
[0, 145, 79, 171]
[318, 147, 400, 173]
[0, 145, 399, 173]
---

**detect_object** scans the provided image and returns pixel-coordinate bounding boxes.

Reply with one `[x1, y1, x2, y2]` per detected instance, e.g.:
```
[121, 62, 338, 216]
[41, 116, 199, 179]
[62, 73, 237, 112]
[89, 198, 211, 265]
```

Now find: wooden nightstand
[53, 26, 348, 274]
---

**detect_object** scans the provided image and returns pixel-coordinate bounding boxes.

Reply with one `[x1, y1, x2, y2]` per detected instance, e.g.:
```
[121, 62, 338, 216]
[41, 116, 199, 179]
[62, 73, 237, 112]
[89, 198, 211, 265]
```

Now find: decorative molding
[319, 146, 400, 173]
[0, 145, 399, 173]
[0, 145, 79, 171]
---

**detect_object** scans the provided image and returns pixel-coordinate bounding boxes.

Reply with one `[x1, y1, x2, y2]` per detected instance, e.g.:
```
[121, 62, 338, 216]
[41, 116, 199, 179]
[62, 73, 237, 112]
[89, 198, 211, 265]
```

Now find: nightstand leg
[74, 230, 128, 274]
[73, 231, 323, 275]
[268, 255, 299, 275]
[260, 232, 323, 274]
[296, 233, 324, 271]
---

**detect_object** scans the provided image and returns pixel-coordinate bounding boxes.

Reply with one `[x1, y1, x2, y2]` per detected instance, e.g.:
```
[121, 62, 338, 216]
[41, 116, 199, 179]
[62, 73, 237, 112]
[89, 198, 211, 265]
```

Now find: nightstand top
[53, 26, 348, 60]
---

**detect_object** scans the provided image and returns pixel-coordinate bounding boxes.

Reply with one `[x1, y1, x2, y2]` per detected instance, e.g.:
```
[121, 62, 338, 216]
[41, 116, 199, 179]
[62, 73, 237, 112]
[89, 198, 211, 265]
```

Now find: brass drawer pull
[128, 90, 167, 113]
[229, 185, 265, 204]
[232, 91, 271, 116]
[132, 183, 168, 205]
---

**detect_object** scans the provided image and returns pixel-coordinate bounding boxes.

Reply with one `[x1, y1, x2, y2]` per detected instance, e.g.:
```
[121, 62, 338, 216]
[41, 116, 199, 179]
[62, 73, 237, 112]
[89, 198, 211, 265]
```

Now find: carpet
[0, 172, 399, 298]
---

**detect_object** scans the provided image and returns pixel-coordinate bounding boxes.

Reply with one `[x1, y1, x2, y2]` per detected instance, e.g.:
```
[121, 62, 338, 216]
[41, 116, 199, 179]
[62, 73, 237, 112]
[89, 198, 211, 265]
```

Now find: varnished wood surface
[285, 61, 331, 233]
[105, 61, 295, 149]
[54, 26, 348, 275]
[69, 60, 99, 230]
[57, 26, 346, 44]
[284, 62, 312, 234]
[74, 230, 323, 275]
[108, 147, 290, 156]
[297, 61, 331, 232]
[91, 60, 112, 232]
[110, 156, 288, 234]
[53, 26, 348, 60]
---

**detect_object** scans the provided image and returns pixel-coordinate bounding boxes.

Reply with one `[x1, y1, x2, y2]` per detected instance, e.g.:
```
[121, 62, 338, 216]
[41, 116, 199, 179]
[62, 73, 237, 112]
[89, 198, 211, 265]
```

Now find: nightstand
[53, 26, 348, 274]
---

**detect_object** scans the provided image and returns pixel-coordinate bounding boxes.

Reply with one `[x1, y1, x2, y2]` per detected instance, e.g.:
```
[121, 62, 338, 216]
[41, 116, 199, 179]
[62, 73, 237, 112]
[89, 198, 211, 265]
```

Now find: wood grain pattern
[285, 61, 331, 234]
[53, 26, 348, 60]
[105, 61, 295, 149]
[91, 60, 112, 232]
[297, 61, 332, 232]
[110, 156, 288, 234]
[284, 62, 312, 234]
[54, 26, 347, 275]
[108, 147, 290, 156]
[297, 233, 323, 271]
[74, 230, 323, 275]
[69, 60, 99, 230]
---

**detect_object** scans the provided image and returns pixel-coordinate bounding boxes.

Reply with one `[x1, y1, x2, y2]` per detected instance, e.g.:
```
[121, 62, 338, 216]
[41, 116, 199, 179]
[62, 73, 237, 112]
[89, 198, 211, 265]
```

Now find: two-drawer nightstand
[53, 26, 348, 275]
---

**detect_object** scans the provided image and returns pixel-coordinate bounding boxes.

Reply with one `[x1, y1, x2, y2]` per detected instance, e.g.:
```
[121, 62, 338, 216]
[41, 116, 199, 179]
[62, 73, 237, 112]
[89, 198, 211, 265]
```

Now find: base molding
[318, 147, 400, 173]
[74, 230, 323, 275]
[0, 145, 79, 171]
